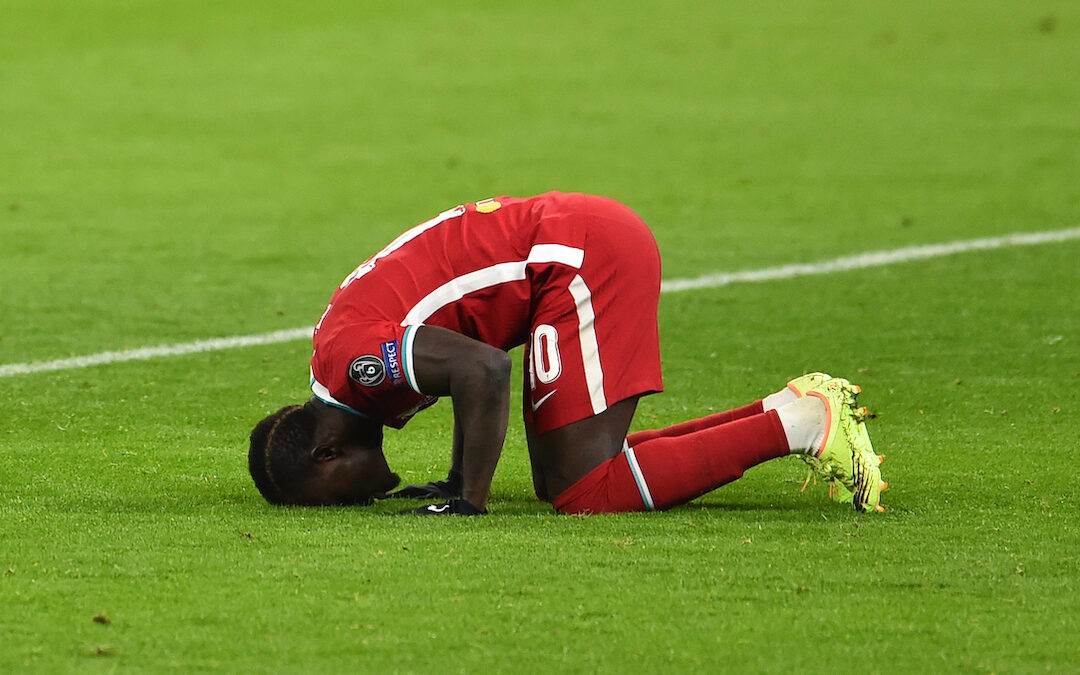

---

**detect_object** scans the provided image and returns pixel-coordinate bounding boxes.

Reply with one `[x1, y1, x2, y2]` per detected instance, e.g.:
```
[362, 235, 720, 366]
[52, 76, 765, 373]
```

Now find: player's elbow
[477, 348, 512, 391]
[459, 347, 512, 401]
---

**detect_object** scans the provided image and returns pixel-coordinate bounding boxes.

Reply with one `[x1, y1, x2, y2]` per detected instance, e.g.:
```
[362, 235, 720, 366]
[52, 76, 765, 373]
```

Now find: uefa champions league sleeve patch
[349, 355, 386, 387]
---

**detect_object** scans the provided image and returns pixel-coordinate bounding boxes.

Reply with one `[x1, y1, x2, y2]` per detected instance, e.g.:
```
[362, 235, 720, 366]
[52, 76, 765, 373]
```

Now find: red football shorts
[522, 196, 663, 433]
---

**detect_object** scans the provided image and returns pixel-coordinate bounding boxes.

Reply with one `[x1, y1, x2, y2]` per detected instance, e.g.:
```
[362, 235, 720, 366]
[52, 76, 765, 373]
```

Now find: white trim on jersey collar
[310, 372, 368, 418]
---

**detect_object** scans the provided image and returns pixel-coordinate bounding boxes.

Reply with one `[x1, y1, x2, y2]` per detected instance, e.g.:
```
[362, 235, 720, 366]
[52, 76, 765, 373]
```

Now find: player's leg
[551, 403, 792, 514]
[531, 390, 805, 513]
[551, 379, 885, 514]
[562, 375, 844, 510]
[526, 323, 847, 512]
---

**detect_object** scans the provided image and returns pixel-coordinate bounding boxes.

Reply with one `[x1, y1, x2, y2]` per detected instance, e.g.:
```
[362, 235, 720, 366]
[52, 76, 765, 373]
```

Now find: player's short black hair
[248, 404, 317, 505]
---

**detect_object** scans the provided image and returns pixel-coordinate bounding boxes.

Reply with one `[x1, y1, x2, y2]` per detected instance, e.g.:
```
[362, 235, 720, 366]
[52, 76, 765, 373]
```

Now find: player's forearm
[451, 353, 512, 509]
[409, 325, 513, 510]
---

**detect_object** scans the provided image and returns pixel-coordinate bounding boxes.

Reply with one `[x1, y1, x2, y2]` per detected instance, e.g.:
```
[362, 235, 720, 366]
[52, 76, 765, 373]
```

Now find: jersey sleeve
[310, 321, 433, 427]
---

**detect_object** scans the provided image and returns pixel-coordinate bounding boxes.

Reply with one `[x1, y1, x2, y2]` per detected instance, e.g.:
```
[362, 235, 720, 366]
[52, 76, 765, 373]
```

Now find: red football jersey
[310, 192, 593, 427]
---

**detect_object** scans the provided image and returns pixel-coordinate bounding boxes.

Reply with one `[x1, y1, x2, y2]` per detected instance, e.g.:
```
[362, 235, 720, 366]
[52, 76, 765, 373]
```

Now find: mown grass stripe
[3, 226, 1078, 378]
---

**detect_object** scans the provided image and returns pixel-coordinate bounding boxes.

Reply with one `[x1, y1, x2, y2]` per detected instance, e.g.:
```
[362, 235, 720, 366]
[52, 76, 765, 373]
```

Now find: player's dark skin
[295, 325, 637, 511]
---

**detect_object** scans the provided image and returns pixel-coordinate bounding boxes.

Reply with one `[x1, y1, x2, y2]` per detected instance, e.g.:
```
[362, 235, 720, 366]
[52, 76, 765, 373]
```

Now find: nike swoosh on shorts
[532, 389, 557, 412]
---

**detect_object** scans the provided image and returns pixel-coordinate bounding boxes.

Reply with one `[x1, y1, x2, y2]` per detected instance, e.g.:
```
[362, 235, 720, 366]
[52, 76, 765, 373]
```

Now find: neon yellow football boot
[796, 375, 887, 512]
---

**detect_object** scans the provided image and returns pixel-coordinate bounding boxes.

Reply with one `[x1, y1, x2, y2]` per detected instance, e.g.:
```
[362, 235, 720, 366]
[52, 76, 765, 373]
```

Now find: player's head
[248, 399, 399, 506]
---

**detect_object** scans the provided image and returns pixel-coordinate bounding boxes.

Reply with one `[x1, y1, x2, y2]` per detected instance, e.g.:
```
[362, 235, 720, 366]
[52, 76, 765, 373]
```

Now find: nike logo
[532, 389, 557, 412]
[425, 504, 451, 514]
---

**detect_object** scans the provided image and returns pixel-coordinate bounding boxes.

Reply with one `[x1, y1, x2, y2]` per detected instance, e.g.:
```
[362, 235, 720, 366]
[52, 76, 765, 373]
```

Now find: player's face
[293, 440, 401, 506]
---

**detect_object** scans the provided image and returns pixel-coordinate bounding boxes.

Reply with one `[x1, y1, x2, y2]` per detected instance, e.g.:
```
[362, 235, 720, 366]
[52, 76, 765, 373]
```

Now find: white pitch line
[3, 226, 1079, 379]
[660, 226, 1080, 292]
[0, 328, 313, 378]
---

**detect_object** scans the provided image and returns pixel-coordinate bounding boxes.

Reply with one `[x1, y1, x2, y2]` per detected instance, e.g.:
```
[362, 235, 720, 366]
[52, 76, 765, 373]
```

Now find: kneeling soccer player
[248, 192, 887, 515]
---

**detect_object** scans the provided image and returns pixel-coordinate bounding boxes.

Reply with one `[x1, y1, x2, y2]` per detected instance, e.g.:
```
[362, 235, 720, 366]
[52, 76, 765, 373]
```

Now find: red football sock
[625, 400, 764, 445]
[553, 410, 788, 514]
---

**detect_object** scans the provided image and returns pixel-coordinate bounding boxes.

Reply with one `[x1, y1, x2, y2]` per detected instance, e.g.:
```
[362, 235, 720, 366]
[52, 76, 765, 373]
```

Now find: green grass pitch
[2, 0, 1079, 671]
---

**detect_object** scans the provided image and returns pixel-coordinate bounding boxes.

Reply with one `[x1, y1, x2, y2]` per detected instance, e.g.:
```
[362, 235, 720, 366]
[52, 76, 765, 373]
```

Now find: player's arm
[407, 325, 511, 512]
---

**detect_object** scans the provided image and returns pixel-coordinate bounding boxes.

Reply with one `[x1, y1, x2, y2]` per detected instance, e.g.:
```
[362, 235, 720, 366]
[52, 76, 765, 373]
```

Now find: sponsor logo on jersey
[381, 340, 403, 384]
[349, 355, 386, 387]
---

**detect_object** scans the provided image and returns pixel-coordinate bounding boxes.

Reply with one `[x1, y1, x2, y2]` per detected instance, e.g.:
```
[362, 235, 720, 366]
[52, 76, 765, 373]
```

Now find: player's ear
[311, 445, 339, 462]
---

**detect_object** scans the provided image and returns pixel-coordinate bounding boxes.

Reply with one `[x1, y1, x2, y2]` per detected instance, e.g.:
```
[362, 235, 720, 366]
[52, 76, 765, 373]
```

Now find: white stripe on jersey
[527, 243, 585, 268]
[567, 274, 607, 415]
[400, 243, 585, 326]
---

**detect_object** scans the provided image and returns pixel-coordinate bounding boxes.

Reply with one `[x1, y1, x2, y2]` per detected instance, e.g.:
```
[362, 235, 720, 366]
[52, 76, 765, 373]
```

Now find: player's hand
[396, 499, 486, 516]
[385, 471, 462, 500]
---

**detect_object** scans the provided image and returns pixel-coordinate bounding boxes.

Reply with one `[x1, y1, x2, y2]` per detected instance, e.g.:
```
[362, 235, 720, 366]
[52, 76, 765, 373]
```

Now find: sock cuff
[765, 409, 791, 454]
[621, 441, 656, 511]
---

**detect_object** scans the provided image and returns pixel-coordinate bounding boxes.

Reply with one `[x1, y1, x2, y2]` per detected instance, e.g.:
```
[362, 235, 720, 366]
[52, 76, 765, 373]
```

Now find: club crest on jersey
[381, 340, 404, 384]
[349, 355, 386, 387]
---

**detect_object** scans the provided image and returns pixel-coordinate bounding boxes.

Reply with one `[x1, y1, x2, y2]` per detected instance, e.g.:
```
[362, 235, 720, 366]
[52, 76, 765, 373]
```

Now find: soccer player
[248, 192, 886, 515]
